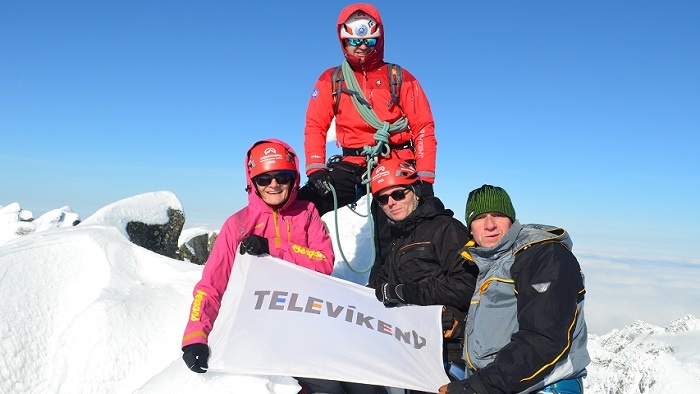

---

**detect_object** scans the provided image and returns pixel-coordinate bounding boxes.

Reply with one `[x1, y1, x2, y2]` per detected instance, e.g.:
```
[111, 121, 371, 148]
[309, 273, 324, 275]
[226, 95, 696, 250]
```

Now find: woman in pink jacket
[181, 139, 335, 375]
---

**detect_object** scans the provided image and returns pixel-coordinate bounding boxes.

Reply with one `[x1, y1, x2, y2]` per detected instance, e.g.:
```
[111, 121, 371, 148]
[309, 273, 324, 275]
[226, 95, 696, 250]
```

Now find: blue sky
[2, 1, 699, 261]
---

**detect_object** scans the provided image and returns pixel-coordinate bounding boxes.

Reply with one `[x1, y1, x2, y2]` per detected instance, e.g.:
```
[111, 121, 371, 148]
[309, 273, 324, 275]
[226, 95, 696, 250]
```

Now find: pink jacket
[182, 139, 335, 348]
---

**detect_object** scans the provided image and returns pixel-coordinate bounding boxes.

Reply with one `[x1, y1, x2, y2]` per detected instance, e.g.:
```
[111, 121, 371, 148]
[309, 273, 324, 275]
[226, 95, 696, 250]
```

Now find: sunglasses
[376, 188, 411, 206]
[253, 171, 294, 187]
[345, 38, 378, 47]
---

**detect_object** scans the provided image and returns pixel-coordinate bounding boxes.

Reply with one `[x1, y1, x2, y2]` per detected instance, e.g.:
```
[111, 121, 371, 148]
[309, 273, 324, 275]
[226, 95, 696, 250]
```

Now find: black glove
[442, 305, 467, 339]
[308, 169, 333, 197]
[239, 234, 269, 255]
[182, 343, 209, 373]
[445, 373, 489, 394]
[375, 283, 405, 306]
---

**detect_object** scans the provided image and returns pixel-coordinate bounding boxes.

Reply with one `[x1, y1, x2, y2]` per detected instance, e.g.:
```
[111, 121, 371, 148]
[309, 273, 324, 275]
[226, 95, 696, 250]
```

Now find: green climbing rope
[331, 60, 409, 274]
[330, 182, 375, 274]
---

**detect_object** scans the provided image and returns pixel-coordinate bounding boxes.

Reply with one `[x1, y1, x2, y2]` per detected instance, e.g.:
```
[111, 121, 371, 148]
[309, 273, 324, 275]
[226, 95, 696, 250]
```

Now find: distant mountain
[586, 315, 700, 393]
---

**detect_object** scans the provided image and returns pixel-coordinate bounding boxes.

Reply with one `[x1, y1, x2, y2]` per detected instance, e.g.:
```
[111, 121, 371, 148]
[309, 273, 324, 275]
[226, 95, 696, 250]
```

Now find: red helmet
[247, 141, 296, 178]
[370, 159, 419, 195]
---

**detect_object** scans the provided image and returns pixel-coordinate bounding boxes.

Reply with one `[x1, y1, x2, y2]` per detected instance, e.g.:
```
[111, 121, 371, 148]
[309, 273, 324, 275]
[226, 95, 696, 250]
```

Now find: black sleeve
[367, 239, 390, 290]
[367, 197, 392, 288]
[477, 242, 585, 393]
[403, 218, 477, 311]
[368, 266, 388, 290]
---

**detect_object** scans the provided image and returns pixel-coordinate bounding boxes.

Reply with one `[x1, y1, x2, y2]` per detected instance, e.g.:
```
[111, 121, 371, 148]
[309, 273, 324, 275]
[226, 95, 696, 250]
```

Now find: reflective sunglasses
[345, 38, 378, 47]
[376, 188, 411, 206]
[253, 171, 294, 187]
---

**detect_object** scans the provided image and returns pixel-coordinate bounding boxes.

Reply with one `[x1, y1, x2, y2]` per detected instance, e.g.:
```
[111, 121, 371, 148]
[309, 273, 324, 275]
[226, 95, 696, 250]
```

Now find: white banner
[207, 253, 450, 392]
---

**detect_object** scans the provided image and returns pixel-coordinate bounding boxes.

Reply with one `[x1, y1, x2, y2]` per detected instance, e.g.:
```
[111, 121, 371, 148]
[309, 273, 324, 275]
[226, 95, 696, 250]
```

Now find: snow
[79, 191, 183, 238]
[178, 226, 215, 245]
[1, 192, 699, 393]
[586, 317, 700, 393]
[0, 193, 300, 394]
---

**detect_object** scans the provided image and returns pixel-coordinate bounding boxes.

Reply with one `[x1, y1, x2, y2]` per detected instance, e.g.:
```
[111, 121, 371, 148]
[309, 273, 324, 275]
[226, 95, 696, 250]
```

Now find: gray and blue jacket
[460, 221, 589, 394]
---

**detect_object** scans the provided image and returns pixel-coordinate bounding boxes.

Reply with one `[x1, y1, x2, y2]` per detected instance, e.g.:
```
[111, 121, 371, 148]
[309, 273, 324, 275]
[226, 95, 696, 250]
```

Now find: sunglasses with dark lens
[376, 188, 410, 206]
[253, 172, 294, 187]
[345, 38, 378, 47]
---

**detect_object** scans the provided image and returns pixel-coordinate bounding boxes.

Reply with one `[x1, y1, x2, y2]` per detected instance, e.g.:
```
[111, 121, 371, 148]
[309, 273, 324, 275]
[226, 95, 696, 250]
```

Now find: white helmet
[340, 11, 380, 39]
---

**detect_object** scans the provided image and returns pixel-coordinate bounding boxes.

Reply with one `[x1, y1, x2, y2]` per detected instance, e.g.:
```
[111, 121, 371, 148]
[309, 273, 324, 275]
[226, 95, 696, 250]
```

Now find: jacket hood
[244, 138, 300, 212]
[337, 3, 385, 70]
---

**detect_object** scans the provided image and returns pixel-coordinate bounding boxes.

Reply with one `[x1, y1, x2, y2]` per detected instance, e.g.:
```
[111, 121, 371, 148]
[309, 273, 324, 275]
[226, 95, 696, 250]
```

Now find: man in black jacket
[368, 159, 478, 391]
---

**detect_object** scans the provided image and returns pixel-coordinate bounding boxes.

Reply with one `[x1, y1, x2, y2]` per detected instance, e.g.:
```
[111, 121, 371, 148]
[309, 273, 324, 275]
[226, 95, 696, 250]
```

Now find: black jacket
[456, 223, 589, 394]
[369, 196, 477, 312]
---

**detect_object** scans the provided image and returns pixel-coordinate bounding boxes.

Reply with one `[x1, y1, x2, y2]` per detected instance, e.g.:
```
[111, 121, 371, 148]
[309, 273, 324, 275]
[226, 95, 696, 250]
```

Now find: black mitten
[445, 373, 489, 394]
[375, 283, 405, 306]
[182, 343, 210, 373]
[308, 170, 333, 196]
[239, 235, 270, 255]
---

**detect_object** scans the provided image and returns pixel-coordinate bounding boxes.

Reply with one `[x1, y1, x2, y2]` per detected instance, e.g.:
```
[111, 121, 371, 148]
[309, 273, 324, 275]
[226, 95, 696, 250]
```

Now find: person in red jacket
[181, 139, 336, 382]
[297, 3, 437, 282]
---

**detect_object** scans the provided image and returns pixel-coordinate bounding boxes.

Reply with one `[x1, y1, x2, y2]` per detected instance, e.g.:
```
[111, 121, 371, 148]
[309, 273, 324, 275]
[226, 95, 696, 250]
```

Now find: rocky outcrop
[79, 191, 186, 259]
[126, 208, 185, 260]
[179, 229, 218, 265]
[3, 192, 219, 263]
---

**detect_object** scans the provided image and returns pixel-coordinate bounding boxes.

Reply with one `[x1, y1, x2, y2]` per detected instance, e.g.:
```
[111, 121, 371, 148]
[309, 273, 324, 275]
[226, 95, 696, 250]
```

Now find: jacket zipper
[273, 211, 281, 248]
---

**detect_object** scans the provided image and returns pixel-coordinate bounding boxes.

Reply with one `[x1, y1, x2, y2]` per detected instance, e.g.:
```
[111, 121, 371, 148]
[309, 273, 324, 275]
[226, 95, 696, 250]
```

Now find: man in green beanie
[438, 185, 590, 394]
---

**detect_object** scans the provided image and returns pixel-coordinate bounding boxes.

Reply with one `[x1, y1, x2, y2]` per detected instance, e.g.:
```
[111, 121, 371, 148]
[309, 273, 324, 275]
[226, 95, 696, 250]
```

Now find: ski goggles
[345, 38, 378, 47]
[253, 171, 294, 187]
[376, 188, 411, 206]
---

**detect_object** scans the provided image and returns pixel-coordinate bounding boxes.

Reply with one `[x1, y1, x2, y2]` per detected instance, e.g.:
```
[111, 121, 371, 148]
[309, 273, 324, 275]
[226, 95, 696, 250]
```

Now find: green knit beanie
[465, 184, 516, 229]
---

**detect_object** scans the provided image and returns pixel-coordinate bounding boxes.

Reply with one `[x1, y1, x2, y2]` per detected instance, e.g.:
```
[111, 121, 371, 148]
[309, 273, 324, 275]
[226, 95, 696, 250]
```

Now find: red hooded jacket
[303, 3, 437, 183]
